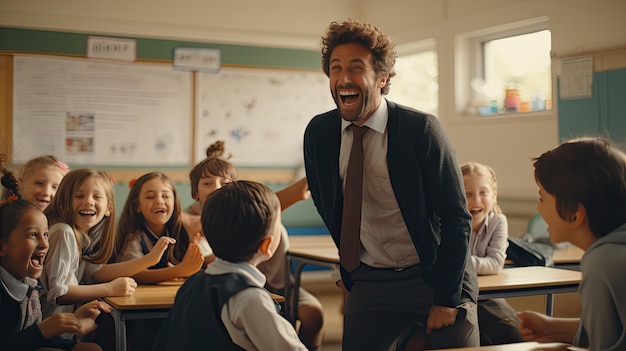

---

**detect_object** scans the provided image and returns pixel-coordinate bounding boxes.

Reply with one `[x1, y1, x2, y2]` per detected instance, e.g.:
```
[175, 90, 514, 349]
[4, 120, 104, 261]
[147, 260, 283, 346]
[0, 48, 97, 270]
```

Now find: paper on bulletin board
[12, 55, 192, 166]
[195, 67, 335, 167]
[560, 56, 593, 99]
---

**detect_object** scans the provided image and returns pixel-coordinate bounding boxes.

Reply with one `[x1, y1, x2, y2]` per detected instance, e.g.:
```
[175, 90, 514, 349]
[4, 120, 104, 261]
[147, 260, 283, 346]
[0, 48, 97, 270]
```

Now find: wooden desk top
[552, 244, 584, 264]
[289, 235, 585, 266]
[477, 266, 581, 291]
[288, 234, 335, 250]
[435, 341, 573, 351]
[288, 243, 581, 291]
[105, 280, 284, 310]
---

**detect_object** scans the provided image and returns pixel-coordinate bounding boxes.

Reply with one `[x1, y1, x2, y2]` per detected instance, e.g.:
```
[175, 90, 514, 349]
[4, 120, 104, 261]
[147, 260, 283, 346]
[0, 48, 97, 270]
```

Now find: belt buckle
[394, 266, 405, 272]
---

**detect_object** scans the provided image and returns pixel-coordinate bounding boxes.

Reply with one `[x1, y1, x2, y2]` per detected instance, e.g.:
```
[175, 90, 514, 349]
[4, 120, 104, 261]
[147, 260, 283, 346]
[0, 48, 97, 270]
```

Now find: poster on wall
[196, 67, 335, 168]
[12, 55, 192, 166]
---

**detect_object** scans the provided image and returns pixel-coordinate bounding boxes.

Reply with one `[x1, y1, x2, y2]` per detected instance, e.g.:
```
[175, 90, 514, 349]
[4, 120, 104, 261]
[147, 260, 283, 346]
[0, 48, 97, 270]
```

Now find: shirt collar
[204, 258, 267, 288]
[0, 265, 37, 301]
[341, 98, 388, 134]
[475, 212, 494, 235]
[143, 225, 170, 240]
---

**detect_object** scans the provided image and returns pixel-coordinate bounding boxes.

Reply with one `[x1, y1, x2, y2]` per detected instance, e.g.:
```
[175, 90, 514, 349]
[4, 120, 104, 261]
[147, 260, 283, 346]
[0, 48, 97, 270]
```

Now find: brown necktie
[340, 124, 369, 273]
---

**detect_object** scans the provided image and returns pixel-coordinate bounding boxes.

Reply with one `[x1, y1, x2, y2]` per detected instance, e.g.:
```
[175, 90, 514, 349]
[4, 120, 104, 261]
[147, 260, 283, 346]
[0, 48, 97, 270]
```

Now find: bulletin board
[195, 67, 335, 167]
[0, 27, 325, 182]
[12, 55, 193, 166]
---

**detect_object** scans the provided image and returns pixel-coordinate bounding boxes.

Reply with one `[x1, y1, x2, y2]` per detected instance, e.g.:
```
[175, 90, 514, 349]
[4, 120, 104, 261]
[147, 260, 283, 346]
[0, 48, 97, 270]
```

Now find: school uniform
[470, 212, 524, 345]
[40, 222, 103, 318]
[0, 266, 75, 350]
[155, 258, 307, 351]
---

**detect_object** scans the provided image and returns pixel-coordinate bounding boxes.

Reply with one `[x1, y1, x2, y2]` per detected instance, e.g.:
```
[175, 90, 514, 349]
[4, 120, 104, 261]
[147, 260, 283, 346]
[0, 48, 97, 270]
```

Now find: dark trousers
[342, 264, 479, 351]
[477, 299, 525, 345]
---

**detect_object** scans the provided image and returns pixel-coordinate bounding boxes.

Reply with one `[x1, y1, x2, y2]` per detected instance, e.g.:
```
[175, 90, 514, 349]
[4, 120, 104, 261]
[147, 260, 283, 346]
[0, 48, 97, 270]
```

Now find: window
[457, 18, 552, 116]
[387, 46, 438, 116]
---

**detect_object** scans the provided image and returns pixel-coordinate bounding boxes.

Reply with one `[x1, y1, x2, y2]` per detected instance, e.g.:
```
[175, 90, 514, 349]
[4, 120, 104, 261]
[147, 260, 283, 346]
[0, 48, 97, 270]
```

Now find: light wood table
[104, 279, 284, 351]
[435, 341, 574, 351]
[285, 239, 582, 325]
[552, 244, 584, 269]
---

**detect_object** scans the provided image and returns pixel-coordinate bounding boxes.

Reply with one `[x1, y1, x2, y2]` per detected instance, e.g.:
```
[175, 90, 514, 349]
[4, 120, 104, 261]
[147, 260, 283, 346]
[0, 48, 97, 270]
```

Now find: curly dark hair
[321, 18, 397, 95]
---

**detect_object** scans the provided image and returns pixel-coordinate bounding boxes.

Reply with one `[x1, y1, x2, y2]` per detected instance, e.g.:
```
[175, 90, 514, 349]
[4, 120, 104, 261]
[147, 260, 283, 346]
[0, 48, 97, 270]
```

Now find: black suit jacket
[304, 100, 478, 308]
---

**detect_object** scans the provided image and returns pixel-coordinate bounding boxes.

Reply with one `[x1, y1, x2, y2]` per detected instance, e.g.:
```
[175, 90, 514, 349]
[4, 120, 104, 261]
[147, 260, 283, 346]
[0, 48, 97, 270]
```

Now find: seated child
[154, 180, 307, 350]
[0, 157, 107, 351]
[184, 141, 323, 349]
[518, 137, 626, 350]
[461, 162, 524, 345]
[116, 172, 204, 284]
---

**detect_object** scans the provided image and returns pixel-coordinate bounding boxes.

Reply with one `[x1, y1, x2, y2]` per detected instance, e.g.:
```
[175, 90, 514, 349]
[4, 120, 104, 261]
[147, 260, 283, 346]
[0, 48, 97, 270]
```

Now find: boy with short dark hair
[154, 180, 307, 351]
[518, 137, 626, 350]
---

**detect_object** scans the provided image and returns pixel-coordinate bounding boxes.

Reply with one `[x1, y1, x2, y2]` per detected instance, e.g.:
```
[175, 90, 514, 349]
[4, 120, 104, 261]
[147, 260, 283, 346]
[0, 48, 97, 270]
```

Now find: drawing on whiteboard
[230, 128, 250, 142]
[196, 67, 335, 167]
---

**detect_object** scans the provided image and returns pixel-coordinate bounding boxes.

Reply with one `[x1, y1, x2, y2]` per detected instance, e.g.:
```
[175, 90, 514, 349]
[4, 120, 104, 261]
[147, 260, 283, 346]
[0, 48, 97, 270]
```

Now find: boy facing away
[154, 180, 307, 351]
[518, 137, 626, 350]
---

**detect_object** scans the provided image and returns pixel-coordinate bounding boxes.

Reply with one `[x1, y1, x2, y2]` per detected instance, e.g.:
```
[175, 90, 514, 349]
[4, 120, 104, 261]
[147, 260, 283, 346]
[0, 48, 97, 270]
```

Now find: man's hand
[426, 305, 458, 334]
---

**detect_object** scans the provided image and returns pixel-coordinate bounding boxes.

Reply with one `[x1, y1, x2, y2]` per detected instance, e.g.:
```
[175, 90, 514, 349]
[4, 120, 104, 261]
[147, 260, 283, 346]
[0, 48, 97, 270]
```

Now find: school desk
[284, 237, 582, 326]
[104, 279, 284, 351]
[434, 341, 574, 351]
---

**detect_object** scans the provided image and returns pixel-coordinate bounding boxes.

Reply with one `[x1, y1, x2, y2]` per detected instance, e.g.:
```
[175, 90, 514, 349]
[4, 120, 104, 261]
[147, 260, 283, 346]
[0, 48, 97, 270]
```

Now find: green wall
[0, 27, 321, 69]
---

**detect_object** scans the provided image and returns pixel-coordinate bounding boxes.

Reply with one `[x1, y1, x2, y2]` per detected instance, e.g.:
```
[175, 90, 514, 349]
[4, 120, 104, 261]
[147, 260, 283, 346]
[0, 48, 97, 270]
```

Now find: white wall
[360, 0, 626, 232]
[0, 0, 357, 49]
[2, 0, 626, 232]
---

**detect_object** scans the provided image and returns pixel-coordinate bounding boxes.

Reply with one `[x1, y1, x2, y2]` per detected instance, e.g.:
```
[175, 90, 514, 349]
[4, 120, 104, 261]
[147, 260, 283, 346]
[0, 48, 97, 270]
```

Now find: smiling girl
[0, 158, 106, 351]
[39, 169, 174, 319]
[461, 162, 524, 345]
[116, 172, 204, 284]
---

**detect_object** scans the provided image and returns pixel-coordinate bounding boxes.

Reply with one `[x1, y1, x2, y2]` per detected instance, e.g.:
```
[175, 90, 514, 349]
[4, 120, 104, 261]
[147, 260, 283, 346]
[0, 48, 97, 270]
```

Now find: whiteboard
[195, 67, 335, 167]
[13, 55, 192, 166]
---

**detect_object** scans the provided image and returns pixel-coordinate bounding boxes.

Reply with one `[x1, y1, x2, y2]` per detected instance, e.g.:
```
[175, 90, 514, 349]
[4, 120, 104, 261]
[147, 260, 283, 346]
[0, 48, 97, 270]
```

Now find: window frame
[455, 17, 551, 117]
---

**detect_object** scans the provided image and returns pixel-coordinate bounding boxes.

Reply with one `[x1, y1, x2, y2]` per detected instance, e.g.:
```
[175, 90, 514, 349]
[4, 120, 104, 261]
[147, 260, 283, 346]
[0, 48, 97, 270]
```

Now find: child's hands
[73, 300, 111, 339]
[145, 236, 176, 266]
[106, 277, 137, 296]
[38, 313, 82, 339]
[518, 311, 557, 342]
[177, 242, 204, 277]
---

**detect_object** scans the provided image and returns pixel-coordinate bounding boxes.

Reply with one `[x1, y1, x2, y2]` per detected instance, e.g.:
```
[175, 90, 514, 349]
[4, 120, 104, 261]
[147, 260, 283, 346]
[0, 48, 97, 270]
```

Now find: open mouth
[153, 208, 168, 214]
[35, 198, 50, 206]
[470, 208, 483, 216]
[30, 252, 46, 269]
[78, 209, 97, 218]
[339, 90, 360, 106]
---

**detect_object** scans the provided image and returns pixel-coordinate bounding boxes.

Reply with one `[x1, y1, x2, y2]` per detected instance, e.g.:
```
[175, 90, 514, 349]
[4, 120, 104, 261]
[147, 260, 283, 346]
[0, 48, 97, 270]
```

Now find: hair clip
[0, 194, 21, 206]
[54, 160, 70, 172]
[129, 178, 137, 189]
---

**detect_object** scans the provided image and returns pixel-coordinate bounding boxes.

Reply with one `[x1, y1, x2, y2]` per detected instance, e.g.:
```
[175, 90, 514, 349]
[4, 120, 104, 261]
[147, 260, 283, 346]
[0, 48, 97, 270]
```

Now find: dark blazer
[304, 100, 478, 308]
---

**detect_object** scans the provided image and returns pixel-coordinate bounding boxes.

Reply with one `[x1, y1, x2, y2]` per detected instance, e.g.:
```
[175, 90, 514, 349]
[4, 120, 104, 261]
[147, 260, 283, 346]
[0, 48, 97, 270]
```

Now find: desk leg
[285, 254, 306, 326]
[109, 307, 127, 351]
[546, 293, 554, 316]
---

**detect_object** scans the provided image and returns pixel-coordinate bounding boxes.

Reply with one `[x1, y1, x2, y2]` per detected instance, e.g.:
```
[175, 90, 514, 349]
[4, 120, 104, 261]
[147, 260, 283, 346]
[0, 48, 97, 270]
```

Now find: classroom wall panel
[0, 27, 327, 226]
[557, 47, 626, 150]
